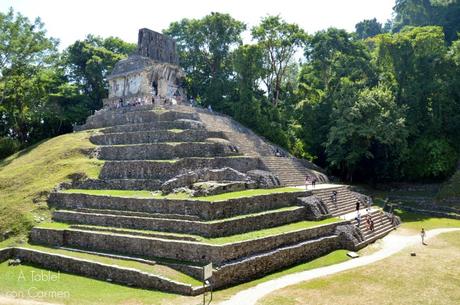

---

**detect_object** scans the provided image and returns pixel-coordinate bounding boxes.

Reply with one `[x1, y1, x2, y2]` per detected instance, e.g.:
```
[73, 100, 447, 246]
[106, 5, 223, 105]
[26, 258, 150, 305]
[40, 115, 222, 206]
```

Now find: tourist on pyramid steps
[356, 200, 360, 211]
[330, 190, 338, 206]
[366, 214, 371, 230]
[311, 177, 317, 188]
[355, 211, 361, 228]
[421, 228, 427, 245]
[370, 218, 375, 232]
[304, 175, 310, 190]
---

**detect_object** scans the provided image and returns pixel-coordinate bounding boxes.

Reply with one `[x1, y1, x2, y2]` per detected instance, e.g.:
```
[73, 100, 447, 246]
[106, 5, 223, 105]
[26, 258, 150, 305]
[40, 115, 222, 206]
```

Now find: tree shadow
[0, 139, 48, 168]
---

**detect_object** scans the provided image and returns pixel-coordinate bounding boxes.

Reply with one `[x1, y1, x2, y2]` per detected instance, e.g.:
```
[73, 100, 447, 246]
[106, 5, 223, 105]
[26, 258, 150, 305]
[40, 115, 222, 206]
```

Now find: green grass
[257, 231, 460, 305]
[168, 129, 185, 133]
[0, 261, 183, 305]
[0, 131, 103, 238]
[211, 249, 350, 303]
[395, 209, 460, 231]
[205, 218, 340, 245]
[61, 187, 302, 202]
[16, 244, 201, 286]
[0, 249, 350, 305]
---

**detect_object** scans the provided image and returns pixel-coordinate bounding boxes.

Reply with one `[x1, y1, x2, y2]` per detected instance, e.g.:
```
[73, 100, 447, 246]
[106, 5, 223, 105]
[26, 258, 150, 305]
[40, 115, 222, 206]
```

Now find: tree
[372, 26, 452, 137]
[0, 8, 58, 143]
[355, 18, 383, 39]
[392, 0, 460, 42]
[297, 28, 377, 165]
[165, 12, 246, 107]
[251, 16, 307, 106]
[325, 83, 407, 180]
[65, 35, 136, 110]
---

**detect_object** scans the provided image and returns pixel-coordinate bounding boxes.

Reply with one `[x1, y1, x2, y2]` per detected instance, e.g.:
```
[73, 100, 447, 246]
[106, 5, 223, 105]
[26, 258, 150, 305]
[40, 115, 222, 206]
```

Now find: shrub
[0, 137, 21, 160]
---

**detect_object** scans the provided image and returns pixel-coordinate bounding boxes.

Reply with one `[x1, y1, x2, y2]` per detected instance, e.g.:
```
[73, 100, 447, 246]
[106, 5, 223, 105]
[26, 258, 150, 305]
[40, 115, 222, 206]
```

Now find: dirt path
[219, 227, 460, 305]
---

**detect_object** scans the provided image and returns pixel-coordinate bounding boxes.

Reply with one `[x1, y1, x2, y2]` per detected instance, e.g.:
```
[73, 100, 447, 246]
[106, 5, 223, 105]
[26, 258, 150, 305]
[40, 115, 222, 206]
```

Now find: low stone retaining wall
[52, 206, 306, 237]
[72, 178, 163, 191]
[30, 221, 344, 265]
[98, 142, 237, 160]
[79, 110, 198, 130]
[0, 247, 13, 263]
[49, 190, 307, 220]
[100, 157, 264, 180]
[212, 235, 339, 288]
[91, 130, 226, 145]
[12, 247, 202, 295]
[100, 119, 205, 133]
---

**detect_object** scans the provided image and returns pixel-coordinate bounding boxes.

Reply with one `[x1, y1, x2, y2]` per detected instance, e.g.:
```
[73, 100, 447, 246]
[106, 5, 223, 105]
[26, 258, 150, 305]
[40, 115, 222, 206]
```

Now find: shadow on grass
[0, 139, 48, 167]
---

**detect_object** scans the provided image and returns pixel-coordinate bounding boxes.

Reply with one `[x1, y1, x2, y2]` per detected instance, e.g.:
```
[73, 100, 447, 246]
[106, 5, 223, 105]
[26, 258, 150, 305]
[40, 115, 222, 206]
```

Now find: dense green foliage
[1, 2, 460, 183]
[0, 8, 135, 153]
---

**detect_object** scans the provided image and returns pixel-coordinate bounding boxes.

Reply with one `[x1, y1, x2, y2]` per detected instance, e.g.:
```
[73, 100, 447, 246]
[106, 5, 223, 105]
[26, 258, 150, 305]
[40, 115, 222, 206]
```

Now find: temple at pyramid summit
[16, 29, 399, 295]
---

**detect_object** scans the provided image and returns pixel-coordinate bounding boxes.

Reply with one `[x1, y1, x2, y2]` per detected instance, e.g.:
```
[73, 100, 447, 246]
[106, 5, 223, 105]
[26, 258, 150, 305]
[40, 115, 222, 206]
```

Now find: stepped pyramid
[17, 29, 400, 295]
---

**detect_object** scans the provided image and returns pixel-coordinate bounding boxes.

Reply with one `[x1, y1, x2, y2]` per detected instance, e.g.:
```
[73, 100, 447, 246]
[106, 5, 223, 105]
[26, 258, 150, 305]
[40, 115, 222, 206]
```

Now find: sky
[0, 0, 395, 48]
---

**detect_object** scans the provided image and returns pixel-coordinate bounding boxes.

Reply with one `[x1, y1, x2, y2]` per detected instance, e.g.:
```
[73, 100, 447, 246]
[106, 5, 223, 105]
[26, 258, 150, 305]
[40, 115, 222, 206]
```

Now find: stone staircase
[350, 209, 397, 248]
[262, 156, 327, 186]
[311, 185, 360, 216]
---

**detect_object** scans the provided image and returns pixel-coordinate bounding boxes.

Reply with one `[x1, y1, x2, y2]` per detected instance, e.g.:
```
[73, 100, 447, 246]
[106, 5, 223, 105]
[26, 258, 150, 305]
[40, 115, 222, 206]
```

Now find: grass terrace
[0, 131, 103, 238]
[60, 187, 303, 201]
[17, 244, 202, 286]
[35, 217, 340, 246]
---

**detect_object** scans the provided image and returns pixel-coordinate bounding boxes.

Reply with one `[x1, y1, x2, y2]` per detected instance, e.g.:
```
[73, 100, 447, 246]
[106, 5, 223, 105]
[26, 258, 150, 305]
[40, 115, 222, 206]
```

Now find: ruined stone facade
[137, 28, 179, 65]
[103, 29, 186, 108]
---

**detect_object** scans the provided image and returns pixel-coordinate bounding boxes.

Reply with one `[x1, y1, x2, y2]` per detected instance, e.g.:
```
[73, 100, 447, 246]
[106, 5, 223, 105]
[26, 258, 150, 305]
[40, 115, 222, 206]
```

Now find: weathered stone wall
[0, 247, 12, 263]
[13, 248, 201, 295]
[100, 157, 264, 180]
[98, 142, 238, 160]
[137, 29, 179, 65]
[49, 191, 306, 220]
[29, 227, 65, 247]
[80, 110, 197, 130]
[212, 235, 339, 288]
[99, 119, 205, 133]
[52, 207, 306, 237]
[90, 130, 226, 145]
[71, 178, 163, 191]
[29, 221, 343, 265]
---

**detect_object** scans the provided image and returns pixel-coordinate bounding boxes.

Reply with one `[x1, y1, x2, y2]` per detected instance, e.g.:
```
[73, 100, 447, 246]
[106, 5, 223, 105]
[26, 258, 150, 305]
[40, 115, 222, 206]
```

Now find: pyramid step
[91, 130, 227, 145]
[98, 142, 240, 161]
[52, 205, 307, 238]
[99, 156, 263, 180]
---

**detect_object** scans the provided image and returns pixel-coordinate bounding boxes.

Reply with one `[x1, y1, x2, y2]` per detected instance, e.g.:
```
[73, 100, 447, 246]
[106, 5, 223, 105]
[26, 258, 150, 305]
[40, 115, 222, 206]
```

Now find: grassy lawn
[0, 250, 350, 305]
[61, 187, 303, 201]
[395, 209, 460, 231]
[257, 231, 460, 305]
[0, 131, 103, 238]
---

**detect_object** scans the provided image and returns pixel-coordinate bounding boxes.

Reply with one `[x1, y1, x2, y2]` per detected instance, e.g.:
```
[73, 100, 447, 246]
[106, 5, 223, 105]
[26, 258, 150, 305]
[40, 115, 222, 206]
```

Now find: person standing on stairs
[356, 200, 360, 211]
[305, 175, 310, 191]
[331, 191, 338, 207]
[355, 211, 362, 228]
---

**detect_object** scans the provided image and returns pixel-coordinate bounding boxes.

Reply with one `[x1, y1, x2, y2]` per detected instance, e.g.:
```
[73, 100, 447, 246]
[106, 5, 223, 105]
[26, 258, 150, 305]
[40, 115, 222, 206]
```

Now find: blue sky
[0, 0, 395, 48]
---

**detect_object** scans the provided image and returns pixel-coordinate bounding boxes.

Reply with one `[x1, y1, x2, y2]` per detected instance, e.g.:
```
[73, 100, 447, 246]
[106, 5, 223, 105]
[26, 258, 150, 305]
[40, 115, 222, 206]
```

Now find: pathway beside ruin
[219, 227, 460, 305]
